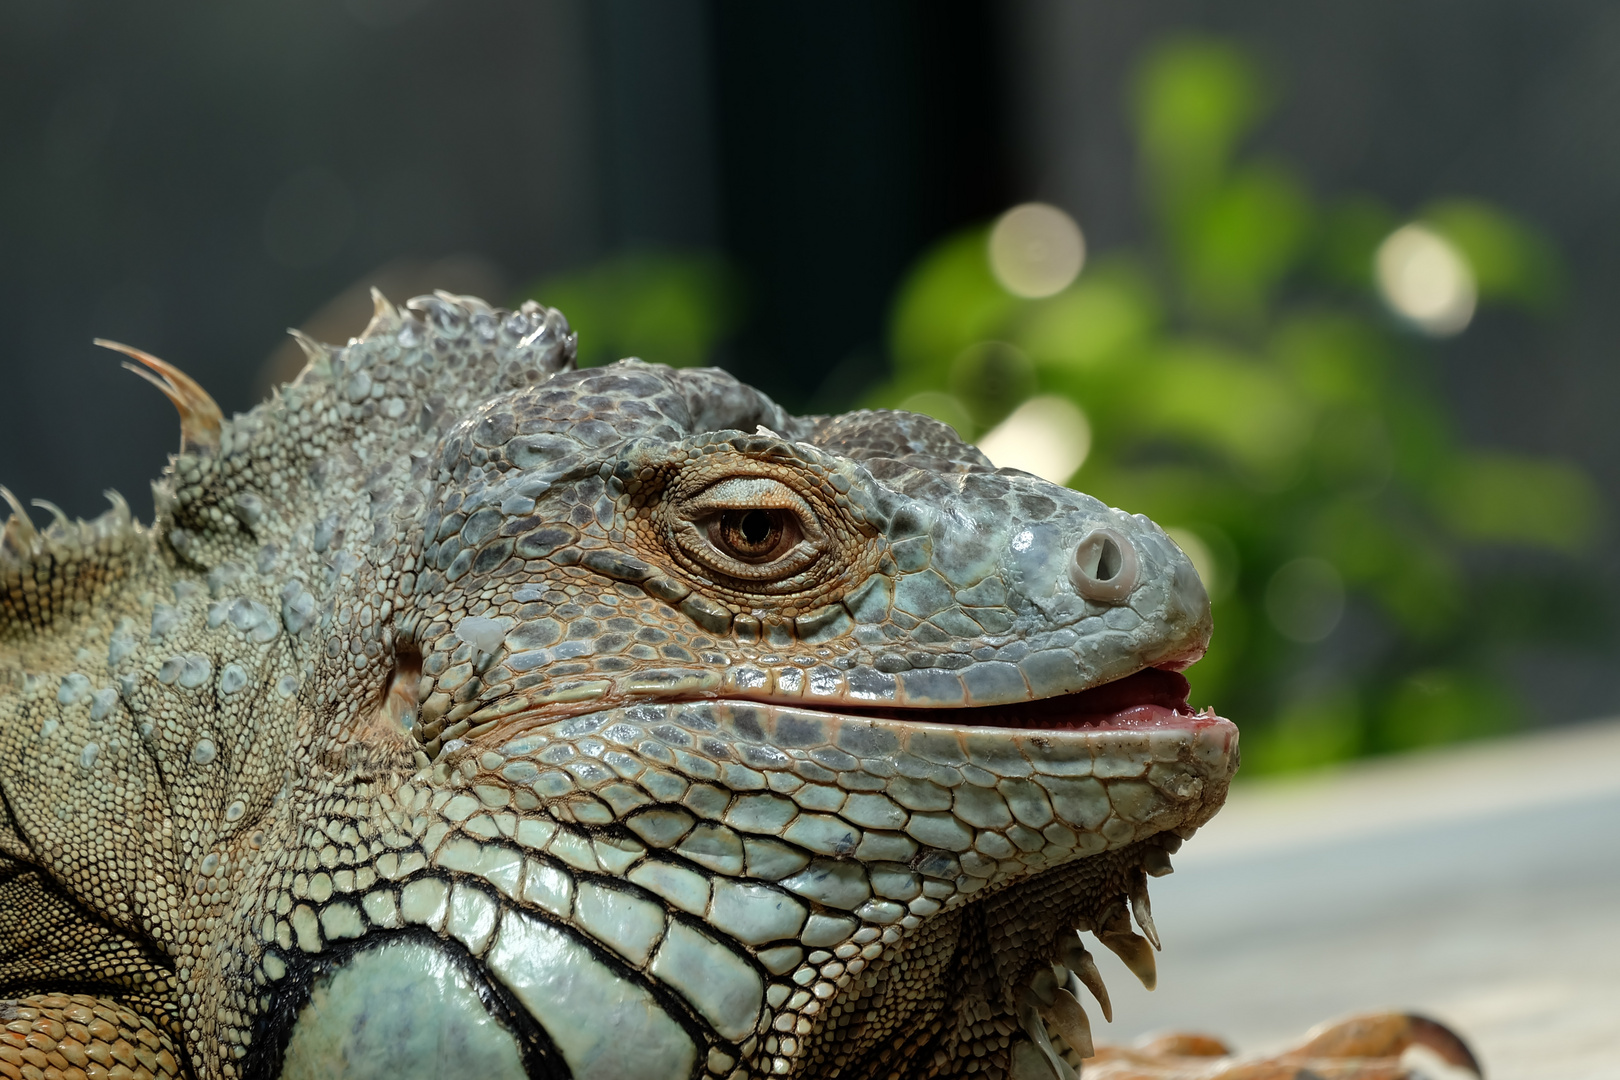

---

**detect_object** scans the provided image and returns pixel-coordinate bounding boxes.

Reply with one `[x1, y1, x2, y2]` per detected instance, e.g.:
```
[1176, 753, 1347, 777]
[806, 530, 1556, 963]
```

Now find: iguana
[0, 293, 1480, 1080]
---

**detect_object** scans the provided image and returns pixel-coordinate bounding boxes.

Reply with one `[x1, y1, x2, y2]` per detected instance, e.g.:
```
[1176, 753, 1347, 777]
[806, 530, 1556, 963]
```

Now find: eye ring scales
[670, 475, 826, 585]
[1070, 528, 1139, 602]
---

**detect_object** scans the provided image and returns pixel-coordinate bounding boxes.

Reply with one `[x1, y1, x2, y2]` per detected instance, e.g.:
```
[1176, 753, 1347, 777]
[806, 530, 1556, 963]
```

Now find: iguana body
[0, 295, 1471, 1080]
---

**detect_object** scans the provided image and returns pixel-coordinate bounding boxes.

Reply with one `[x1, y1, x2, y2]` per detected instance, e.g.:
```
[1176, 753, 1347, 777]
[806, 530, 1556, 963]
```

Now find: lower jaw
[438, 697, 1236, 1076]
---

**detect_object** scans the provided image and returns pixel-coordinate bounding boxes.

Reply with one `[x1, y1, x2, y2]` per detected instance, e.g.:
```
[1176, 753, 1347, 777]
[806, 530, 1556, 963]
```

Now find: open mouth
[433, 663, 1222, 759]
[842, 668, 1212, 732]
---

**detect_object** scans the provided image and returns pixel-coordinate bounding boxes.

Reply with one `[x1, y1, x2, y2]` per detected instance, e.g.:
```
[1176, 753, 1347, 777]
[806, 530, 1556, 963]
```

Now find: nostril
[1095, 537, 1123, 580]
[1070, 528, 1139, 602]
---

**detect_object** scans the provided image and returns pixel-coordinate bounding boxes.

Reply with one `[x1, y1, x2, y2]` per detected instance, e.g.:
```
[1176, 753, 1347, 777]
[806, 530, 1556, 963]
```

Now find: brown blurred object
[1082, 1012, 1481, 1079]
[255, 255, 505, 401]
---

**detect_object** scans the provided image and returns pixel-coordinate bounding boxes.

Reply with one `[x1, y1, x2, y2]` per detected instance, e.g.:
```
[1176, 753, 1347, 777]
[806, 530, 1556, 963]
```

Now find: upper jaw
[404, 441, 1217, 761]
[416, 527, 1218, 755]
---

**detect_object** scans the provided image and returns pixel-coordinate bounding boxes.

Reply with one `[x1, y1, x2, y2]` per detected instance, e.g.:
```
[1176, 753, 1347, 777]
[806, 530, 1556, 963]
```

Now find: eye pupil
[716, 508, 785, 560]
[740, 510, 771, 546]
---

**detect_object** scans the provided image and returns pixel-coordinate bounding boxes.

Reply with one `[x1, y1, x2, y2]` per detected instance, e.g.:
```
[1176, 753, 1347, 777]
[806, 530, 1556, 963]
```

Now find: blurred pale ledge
[975, 395, 1090, 483]
[1092, 719, 1620, 1080]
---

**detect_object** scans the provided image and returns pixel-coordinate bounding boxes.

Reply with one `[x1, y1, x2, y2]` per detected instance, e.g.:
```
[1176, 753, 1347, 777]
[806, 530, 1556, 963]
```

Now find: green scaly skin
[0, 292, 1236, 1080]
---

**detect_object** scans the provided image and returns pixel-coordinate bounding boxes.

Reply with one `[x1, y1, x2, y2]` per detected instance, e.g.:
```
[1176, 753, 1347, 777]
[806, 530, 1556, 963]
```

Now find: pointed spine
[101, 490, 133, 537]
[1059, 936, 1112, 1022]
[1097, 929, 1157, 991]
[288, 328, 332, 364]
[1128, 873, 1161, 950]
[361, 287, 400, 340]
[434, 289, 492, 313]
[1015, 1002, 1078, 1080]
[0, 488, 35, 539]
[0, 488, 36, 564]
[1040, 987, 1094, 1059]
[30, 499, 71, 536]
[95, 338, 223, 455]
[1094, 900, 1157, 991]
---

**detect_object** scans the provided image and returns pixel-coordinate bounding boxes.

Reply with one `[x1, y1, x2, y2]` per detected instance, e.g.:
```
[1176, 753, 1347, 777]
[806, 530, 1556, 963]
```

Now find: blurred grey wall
[0, 0, 1007, 521]
[0, 0, 604, 519]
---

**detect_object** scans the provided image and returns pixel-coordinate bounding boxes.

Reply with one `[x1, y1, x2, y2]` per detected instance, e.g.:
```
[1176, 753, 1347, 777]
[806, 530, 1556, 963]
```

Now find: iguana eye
[710, 508, 796, 563]
[673, 476, 825, 584]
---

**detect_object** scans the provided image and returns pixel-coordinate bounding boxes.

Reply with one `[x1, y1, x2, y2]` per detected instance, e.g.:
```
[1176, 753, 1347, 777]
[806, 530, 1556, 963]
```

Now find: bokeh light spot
[1375, 223, 1477, 336]
[896, 390, 974, 438]
[975, 395, 1091, 484]
[1166, 527, 1220, 601]
[1265, 557, 1345, 643]
[988, 202, 1086, 298]
[949, 341, 1035, 427]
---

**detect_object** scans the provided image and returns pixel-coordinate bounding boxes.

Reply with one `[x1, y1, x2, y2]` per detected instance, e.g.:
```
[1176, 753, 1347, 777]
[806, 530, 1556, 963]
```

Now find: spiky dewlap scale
[0, 290, 1246, 1080]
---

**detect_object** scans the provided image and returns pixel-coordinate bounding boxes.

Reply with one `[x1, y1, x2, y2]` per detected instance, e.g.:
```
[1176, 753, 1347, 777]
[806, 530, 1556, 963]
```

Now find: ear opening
[375, 642, 423, 735]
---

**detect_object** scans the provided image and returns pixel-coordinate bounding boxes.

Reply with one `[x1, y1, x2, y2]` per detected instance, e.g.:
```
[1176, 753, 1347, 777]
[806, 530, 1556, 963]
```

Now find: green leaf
[1018, 264, 1161, 374]
[1431, 452, 1600, 552]
[1374, 669, 1519, 753]
[1422, 199, 1566, 311]
[1307, 503, 1464, 638]
[888, 228, 1018, 378]
[1174, 161, 1313, 322]
[1131, 37, 1269, 211]
[948, 341, 1035, 428]
[1134, 341, 1312, 481]
[522, 251, 740, 369]
[1242, 682, 1363, 774]
[1272, 313, 1392, 409]
[1314, 195, 1397, 290]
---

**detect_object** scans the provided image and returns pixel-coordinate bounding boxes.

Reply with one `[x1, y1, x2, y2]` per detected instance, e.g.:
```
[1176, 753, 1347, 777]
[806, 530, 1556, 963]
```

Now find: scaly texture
[0, 291, 1444, 1080]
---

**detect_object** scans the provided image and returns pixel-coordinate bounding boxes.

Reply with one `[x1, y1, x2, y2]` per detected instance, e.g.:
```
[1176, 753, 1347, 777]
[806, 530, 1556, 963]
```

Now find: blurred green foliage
[523, 251, 741, 369]
[523, 37, 1603, 774]
[865, 36, 1601, 773]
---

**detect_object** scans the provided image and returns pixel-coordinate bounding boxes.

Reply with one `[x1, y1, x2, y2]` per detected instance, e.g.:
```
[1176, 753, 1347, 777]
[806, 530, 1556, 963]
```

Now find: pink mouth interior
[850, 669, 1215, 731]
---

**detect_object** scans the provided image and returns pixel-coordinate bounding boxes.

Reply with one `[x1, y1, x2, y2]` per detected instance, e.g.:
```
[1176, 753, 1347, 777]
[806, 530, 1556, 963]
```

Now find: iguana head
[0, 293, 1236, 1080]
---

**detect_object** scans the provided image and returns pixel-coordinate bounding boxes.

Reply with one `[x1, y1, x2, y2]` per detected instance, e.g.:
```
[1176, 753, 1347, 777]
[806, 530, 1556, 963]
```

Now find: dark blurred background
[3, 0, 1617, 761]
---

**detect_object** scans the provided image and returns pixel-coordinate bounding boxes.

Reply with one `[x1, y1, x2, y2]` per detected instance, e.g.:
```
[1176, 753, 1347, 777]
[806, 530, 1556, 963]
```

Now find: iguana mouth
[430, 665, 1221, 756]
[839, 668, 1209, 732]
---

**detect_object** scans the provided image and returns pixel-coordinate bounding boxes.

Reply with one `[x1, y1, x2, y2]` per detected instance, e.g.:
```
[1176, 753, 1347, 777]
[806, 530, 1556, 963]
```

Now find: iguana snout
[394, 363, 1217, 765]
